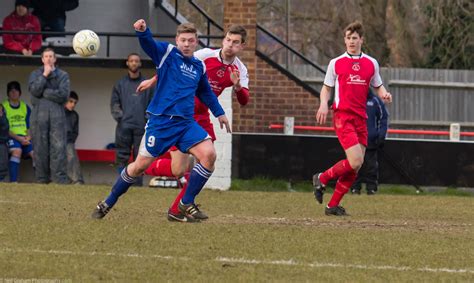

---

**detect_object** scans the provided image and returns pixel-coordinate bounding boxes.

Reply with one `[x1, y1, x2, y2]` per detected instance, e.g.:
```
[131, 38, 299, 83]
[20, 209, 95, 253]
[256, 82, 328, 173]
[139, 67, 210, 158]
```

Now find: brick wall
[224, 0, 327, 134]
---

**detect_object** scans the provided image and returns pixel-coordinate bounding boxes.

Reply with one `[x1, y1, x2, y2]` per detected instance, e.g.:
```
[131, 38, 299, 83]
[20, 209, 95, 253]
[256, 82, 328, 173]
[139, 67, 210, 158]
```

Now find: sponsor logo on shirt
[180, 63, 198, 79]
[347, 74, 367, 85]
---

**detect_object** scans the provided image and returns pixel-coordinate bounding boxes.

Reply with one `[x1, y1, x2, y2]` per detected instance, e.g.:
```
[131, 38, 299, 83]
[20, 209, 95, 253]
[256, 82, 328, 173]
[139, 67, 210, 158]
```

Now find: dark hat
[7, 81, 22, 95]
[15, 0, 30, 8]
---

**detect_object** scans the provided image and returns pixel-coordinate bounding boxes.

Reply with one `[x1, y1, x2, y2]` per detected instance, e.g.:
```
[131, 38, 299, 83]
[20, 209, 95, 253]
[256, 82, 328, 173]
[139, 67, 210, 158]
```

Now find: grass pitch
[1, 183, 473, 282]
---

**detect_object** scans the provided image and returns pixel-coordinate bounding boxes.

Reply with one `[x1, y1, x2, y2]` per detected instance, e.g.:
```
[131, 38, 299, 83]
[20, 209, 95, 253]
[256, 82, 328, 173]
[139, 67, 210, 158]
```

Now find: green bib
[2, 100, 28, 136]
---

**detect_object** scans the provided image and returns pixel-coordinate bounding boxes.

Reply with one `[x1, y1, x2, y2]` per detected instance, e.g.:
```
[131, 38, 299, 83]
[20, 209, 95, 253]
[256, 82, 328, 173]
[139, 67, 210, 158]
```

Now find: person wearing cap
[2, 0, 42, 55]
[2, 81, 34, 182]
[0, 104, 9, 182]
[28, 48, 70, 184]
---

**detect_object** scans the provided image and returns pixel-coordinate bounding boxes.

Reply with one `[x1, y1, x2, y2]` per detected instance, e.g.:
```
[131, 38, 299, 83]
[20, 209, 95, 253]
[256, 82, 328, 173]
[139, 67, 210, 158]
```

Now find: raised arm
[230, 65, 250, 106]
[134, 19, 169, 66]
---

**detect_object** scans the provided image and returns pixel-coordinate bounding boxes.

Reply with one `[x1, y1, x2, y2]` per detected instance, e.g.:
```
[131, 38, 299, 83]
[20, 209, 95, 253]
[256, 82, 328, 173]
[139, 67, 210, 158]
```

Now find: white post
[284, 117, 294, 135]
[206, 88, 233, 190]
[449, 123, 461, 141]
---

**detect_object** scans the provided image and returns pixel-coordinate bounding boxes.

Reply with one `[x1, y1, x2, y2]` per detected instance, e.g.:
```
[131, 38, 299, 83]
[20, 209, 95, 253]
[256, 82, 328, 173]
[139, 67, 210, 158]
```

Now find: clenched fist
[133, 19, 146, 32]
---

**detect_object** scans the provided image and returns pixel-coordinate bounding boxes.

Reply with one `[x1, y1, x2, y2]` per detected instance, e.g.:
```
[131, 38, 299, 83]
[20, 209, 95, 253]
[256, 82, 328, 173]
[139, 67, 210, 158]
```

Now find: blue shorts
[139, 115, 210, 158]
[8, 138, 33, 156]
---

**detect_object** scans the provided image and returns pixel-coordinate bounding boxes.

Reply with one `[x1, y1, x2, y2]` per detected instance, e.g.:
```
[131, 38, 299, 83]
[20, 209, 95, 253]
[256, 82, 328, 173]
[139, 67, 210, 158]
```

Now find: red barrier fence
[268, 124, 474, 137]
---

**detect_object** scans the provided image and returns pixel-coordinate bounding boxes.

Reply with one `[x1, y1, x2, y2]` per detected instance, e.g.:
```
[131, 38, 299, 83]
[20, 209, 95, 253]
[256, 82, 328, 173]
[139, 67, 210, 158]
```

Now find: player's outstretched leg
[91, 167, 137, 219]
[92, 155, 153, 219]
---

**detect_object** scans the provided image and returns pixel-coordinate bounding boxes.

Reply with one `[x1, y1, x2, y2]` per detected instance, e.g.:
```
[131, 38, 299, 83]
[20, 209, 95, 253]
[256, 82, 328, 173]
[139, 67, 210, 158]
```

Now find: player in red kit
[312, 21, 392, 216]
[137, 25, 250, 222]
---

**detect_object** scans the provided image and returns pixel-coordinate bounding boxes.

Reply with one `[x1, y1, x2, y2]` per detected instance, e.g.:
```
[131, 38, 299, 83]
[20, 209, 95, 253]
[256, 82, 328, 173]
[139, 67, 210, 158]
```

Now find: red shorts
[333, 111, 367, 150]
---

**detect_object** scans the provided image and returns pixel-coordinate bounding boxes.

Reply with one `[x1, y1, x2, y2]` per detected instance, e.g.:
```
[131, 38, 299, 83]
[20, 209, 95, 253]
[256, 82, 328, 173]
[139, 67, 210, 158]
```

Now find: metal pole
[106, 36, 110, 57]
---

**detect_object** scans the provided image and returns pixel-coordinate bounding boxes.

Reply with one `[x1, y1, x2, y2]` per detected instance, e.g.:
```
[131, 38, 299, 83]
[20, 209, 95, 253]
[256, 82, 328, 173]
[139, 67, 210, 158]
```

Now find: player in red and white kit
[312, 21, 392, 216]
[137, 25, 249, 222]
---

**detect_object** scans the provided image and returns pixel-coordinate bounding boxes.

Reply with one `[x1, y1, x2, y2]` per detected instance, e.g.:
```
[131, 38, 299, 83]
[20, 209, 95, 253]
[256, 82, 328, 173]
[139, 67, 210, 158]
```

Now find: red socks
[327, 169, 357, 208]
[319, 159, 353, 185]
[144, 158, 173, 177]
[169, 173, 190, 214]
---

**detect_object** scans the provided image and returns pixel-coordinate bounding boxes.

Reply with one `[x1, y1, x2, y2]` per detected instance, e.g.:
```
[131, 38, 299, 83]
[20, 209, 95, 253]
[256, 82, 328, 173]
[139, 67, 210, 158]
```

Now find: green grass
[1, 182, 474, 282]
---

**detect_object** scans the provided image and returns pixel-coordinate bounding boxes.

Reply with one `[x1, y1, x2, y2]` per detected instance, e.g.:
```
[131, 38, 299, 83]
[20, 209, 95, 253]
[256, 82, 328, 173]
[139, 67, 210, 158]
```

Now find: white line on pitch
[1, 247, 473, 275]
[0, 200, 29, 204]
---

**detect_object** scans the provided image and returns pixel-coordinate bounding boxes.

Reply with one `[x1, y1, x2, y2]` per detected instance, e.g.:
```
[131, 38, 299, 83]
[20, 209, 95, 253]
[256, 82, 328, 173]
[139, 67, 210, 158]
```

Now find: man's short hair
[226, 24, 247, 44]
[41, 47, 56, 57]
[176, 23, 197, 36]
[344, 21, 364, 37]
[127, 53, 140, 60]
[69, 91, 79, 101]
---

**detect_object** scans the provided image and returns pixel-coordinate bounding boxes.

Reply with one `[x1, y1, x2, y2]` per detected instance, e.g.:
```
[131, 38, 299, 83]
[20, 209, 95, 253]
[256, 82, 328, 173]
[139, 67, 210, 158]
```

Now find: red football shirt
[193, 48, 249, 119]
[324, 52, 383, 118]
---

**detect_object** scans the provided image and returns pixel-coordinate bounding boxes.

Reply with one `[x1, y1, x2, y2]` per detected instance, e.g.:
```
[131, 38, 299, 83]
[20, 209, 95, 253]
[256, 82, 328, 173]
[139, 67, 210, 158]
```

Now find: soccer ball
[72, 30, 100, 57]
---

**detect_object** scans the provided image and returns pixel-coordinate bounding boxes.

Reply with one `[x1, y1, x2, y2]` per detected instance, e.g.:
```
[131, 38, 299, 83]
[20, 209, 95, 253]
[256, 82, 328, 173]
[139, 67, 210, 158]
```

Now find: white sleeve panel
[235, 58, 249, 89]
[368, 56, 383, 87]
[194, 48, 216, 61]
[323, 59, 337, 87]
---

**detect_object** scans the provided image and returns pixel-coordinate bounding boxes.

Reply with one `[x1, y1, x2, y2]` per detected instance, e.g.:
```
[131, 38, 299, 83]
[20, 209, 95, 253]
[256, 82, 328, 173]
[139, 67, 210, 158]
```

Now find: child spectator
[65, 91, 84, 184]
[2, 81, 34, 182]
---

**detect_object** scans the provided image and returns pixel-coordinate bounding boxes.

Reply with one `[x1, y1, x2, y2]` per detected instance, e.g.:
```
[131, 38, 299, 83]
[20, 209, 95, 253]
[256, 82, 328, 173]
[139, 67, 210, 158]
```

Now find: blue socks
[105, 167, 137, 207]
[181, 163, 212, 205]
[9, 156, 20, 182]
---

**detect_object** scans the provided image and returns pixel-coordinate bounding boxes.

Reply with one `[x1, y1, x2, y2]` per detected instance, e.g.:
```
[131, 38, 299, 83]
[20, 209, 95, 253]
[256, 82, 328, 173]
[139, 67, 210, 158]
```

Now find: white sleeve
[370, 59, 383, 87]
[237, 60, 249, 89]
[194, 48, 214, 61]
[323, 59, 336, 87]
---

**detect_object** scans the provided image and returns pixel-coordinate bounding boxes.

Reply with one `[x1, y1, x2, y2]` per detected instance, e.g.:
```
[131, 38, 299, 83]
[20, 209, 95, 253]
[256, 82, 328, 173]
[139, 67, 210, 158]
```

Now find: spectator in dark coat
[2, 0, 42, 55]
[351, 90, 389, 195]
[28, 48, 70, 184]
[111, 53, 153, 186]
[31, 0, 78, 32]
[65, 91, 84, 184]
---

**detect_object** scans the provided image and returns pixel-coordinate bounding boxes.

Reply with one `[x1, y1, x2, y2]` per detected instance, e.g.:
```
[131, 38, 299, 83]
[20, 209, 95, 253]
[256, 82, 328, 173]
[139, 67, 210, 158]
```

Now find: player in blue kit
[92, 19, 231, 222]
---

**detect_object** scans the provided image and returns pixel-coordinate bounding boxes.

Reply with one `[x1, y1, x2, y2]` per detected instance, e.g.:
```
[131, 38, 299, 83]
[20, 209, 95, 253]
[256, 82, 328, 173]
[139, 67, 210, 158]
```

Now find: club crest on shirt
[352, 63, 361, 71]
[216, 67, 225, 78]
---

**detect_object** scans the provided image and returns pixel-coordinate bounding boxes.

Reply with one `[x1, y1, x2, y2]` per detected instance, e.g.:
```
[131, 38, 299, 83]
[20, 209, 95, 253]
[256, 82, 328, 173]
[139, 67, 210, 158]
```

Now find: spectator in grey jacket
[28, 47, 70, 184]
[65, 91, 83, 184]
[0, 104, 9, 181]
[111, 53, 153, 186]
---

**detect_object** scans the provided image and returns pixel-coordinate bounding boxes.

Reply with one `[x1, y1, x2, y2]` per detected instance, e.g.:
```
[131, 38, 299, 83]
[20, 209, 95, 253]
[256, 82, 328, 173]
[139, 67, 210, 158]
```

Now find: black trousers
[115, 124, 145, 186]
[352, 148, 379, 190]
